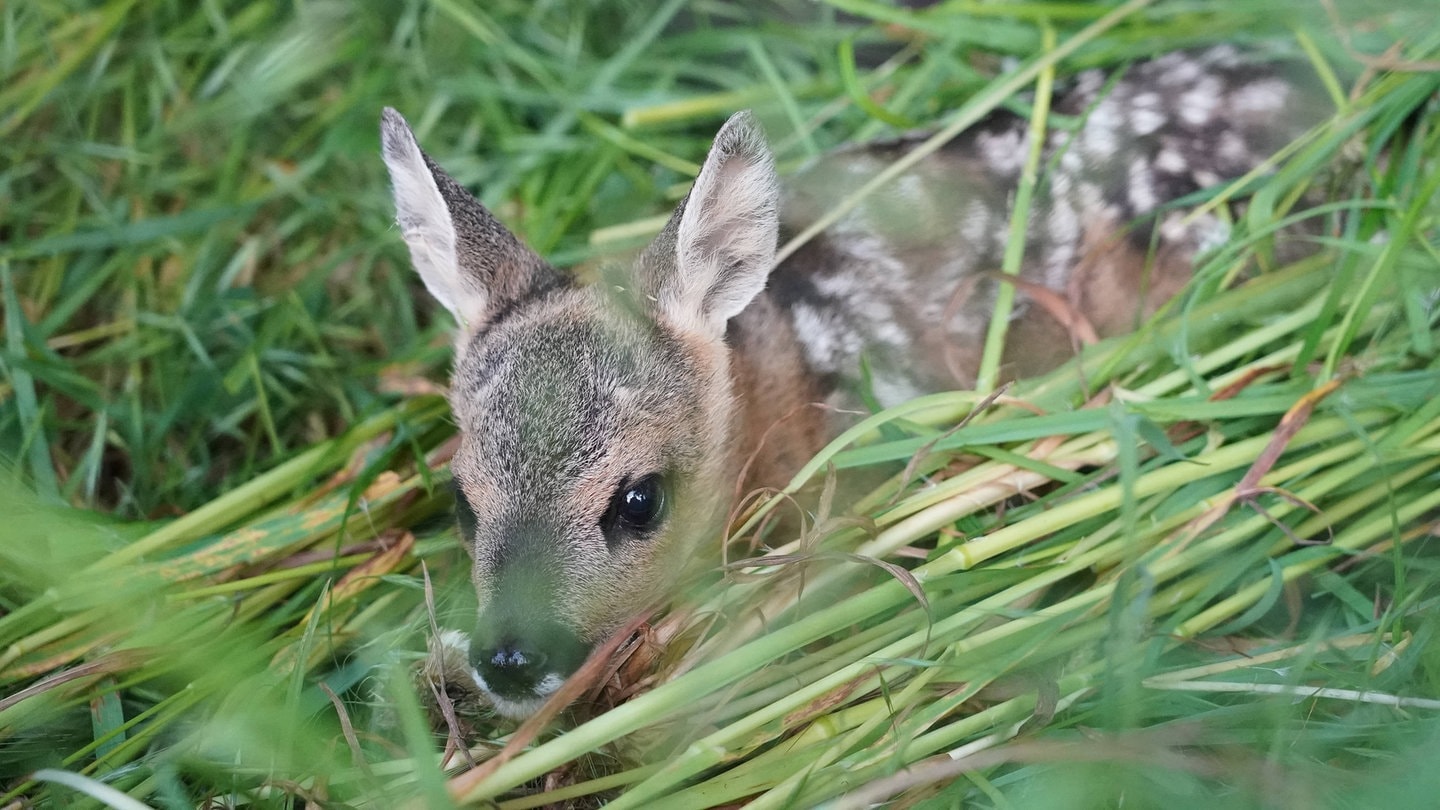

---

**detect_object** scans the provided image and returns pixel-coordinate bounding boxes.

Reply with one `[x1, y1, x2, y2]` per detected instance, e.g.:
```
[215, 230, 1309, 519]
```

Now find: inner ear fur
[639, 111, 780, 339]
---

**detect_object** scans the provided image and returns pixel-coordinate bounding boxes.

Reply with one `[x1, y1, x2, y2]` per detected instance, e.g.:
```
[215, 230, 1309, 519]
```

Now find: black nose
[468, 618, 592, 699]
[470, 639, 549, 698]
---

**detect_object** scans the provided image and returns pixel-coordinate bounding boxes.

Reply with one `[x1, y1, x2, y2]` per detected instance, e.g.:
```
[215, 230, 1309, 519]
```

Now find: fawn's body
[382, 45, 1325, 717]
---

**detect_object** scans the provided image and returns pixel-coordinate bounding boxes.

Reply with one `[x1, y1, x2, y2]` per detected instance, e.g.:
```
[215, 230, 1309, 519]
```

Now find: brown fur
[726, 294, 831, 496]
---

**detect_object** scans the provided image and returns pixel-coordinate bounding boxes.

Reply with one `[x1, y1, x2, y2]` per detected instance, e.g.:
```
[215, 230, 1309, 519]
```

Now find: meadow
[2, 0, 1439, 807]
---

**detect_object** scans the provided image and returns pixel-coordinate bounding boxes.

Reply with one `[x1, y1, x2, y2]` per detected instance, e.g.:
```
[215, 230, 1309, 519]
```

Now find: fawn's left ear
[641, 111, 779, 339]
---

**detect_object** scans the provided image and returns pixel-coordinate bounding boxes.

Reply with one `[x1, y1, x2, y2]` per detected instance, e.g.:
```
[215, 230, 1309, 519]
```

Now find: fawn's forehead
[449, 291, 699, 485]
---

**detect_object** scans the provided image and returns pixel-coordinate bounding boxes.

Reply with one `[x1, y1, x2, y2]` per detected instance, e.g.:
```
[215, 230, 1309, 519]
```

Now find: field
[3, 0, 1440, 807]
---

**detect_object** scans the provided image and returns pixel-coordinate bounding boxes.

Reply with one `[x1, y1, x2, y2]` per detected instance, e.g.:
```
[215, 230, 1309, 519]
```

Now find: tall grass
[2, 1, 1438, 807]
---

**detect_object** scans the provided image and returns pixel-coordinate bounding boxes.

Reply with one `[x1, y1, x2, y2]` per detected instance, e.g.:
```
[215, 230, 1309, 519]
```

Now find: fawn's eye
[602, 474, 666, 541]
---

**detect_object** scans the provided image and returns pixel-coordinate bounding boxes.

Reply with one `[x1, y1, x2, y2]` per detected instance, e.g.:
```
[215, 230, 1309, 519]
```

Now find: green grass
[2, 0, 1439, 807]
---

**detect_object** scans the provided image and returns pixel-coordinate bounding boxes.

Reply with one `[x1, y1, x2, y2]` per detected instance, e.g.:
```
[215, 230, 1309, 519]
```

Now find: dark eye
[602, 474, 666, 540]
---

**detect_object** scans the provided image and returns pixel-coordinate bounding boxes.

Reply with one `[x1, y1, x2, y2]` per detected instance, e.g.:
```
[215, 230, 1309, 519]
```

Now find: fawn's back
[381, 45, 1328, 717]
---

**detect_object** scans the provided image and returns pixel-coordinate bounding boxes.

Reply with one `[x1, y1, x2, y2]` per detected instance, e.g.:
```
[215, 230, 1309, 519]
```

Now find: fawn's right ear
[380, 107, 557, 335]
[639, 111, 779, 340]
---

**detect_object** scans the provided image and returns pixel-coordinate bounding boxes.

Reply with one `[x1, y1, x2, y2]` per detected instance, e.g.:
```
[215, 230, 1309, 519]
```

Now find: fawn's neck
[724, 290, 832, 496]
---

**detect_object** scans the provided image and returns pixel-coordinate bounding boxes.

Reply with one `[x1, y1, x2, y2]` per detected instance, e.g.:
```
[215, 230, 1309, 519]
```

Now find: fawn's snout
[460, 524, 601, 716]
[468, 615, 588, 715]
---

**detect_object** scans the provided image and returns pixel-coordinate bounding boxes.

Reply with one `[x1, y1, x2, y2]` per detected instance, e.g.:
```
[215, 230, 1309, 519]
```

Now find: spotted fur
[774, 45, 1327, 399]
[381, 46, 1327, 718]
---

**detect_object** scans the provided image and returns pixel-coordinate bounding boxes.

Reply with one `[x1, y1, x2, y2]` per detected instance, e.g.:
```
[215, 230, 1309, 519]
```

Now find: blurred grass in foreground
[3, 0, 1440, 807]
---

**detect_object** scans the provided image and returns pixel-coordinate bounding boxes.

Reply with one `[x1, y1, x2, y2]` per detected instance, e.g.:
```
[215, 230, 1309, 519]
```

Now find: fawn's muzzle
[468, 617, 590, 704]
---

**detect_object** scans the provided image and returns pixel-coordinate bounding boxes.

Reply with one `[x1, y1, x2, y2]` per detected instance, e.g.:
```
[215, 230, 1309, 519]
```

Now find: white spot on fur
[1050, 170, 1073, 199]
[961, 199, 996, 246]
[793, 302, 849, 372]
[812, 238, 914, 360]
[1046, 197, 1079, 245]
[1074, 69, 1104, 97]
[1082, 105, 1121, 157]
[868, 314, 909, 354]
[1076, 182, 1108, 213]
[1161, 58, 1202, 87]
[978, 128, 1027, 175]
[892, 173, 927, 205]
[869, 371, 925, 409]
[1155, 148, 1187, 174]
[1044, 201, 1081, 286]
[1195, 216, 1232, 253]
[1130, 107, 1166, 137]
[1233, 79, 1289, 114]
[1128, 158, 1157, 212]
[1179, 78, 1222, 126]
[813, 269, 866, 304]
[1159, 211, 1191, 243]
[841, 235, 910, 289]
[1206, 44, 1241, 67]
[1218, 131, 1249, 164]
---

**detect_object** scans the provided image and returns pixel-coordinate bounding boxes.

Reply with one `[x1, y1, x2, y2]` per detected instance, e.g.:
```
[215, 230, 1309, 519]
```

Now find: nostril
[489, 646, 546, 671]
[490, 646, 523, 670]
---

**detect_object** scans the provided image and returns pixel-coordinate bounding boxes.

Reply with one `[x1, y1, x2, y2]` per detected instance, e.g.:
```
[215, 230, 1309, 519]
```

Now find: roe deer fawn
[381, 46, 1326, 718]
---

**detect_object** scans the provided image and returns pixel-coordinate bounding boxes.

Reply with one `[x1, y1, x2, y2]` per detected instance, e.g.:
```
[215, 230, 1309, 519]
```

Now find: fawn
[381, 46, 1325, 718]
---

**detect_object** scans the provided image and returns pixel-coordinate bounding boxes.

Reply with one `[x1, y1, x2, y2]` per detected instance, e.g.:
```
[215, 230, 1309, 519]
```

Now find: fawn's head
[381, 108, 778, 717]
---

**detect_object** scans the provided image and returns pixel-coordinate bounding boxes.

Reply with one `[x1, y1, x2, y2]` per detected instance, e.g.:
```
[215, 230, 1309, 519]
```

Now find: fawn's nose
[470, 639, 549, 698]
[468, 618, 590, 700]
